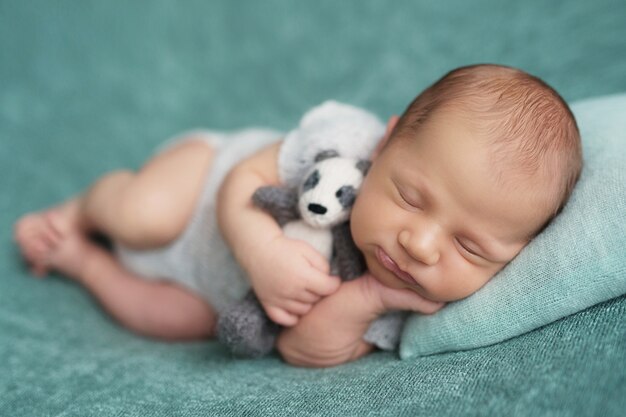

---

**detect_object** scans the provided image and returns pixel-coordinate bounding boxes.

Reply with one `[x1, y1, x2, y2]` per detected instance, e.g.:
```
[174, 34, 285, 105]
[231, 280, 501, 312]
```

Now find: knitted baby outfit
[115, 101, 407, 351]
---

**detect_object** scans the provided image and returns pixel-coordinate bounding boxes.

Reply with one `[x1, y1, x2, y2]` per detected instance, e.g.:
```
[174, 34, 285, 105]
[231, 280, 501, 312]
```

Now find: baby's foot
[44, 226, 95, 280]
[14, 198, 84, 277]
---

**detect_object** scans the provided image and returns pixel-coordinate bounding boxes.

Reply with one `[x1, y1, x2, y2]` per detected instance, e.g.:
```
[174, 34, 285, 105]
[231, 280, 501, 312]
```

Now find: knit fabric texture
[401, 93, 626, 358]
[114, 129, 281, 313]
[2, 1, 626, 415]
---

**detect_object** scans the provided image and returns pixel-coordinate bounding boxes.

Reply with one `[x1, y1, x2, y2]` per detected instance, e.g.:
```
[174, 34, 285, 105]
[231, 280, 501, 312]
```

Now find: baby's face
[351, 110, 548, 302]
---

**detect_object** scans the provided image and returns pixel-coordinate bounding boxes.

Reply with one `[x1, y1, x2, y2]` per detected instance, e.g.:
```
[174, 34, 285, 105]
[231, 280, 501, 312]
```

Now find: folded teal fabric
[400, 93, 626, 359]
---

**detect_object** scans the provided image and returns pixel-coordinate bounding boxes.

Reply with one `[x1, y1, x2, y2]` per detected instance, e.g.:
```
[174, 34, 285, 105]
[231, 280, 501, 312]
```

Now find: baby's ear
[314, 149, 340, 163]
[371, 115, 399, 159]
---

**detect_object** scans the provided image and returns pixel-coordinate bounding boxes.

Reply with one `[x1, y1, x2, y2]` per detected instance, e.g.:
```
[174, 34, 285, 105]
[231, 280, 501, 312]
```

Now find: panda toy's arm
[251, 186, 300, 226]
[331, 221, 367, 281]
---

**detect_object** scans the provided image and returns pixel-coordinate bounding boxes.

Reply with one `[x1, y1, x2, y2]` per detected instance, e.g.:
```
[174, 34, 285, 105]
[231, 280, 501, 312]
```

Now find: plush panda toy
[216, 150, 369, 358]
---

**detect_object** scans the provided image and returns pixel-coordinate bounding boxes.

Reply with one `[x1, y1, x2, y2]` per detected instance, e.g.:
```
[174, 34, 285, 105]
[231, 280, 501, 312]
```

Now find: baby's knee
[115, 188, 186, 249]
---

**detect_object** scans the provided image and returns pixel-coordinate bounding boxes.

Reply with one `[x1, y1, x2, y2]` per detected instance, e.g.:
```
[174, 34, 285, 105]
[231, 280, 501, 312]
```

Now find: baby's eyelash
[457, 238, 482, 258]
[398, 190, 411, 204]
[396, 186, 420, 209]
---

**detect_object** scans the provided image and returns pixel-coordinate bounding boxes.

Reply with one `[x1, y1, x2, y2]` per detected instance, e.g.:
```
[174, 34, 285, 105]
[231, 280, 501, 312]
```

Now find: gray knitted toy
[216, 150, 369, 358]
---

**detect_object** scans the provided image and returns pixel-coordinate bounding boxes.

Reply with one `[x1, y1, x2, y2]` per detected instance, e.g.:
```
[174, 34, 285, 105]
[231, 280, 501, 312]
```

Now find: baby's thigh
[121, 135, 216, 246]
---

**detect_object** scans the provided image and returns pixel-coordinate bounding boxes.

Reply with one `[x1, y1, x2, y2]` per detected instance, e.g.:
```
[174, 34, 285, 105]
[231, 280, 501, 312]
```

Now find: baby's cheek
[349, 203, 368, 245]
[433, 259, 493, 301]
[454, 271, 496, 300]
[349, 215, 362, 246]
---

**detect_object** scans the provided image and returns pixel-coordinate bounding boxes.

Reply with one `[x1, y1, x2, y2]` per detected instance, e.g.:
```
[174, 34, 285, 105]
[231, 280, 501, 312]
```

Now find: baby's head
[351, 64, 582, 302]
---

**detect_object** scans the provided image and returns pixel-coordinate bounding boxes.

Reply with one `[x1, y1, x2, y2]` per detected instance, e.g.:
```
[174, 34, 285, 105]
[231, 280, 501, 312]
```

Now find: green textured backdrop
[1, 1, 625, 415]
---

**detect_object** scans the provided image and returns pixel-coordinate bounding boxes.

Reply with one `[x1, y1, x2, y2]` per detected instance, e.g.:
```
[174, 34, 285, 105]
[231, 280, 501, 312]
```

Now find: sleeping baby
[14, 63, 582, 367]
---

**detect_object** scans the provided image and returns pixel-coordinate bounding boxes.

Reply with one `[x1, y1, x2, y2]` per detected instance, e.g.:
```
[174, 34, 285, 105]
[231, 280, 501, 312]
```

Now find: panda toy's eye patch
[336, 185, 357, 208]
[302, 170, 320, 192]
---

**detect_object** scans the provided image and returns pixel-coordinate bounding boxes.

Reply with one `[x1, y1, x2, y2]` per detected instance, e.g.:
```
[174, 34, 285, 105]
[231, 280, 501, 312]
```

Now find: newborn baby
[14, 64, 582, 367]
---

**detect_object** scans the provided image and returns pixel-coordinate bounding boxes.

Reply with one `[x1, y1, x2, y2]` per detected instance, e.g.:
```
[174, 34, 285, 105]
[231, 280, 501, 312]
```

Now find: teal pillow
[400, 93, 626, 359]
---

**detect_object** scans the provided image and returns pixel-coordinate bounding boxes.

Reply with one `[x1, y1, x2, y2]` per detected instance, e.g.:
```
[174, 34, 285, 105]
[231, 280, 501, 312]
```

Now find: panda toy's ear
[314, 149, 340, 163]
[356, 160, 371, 176]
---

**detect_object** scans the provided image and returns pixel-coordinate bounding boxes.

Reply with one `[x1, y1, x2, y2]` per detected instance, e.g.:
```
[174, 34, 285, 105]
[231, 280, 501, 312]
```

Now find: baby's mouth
[375, 246, 418, 286]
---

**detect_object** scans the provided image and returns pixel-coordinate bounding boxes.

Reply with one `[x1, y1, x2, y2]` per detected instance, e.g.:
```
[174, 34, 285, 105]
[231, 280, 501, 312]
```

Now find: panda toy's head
[298, 150, 370, 228]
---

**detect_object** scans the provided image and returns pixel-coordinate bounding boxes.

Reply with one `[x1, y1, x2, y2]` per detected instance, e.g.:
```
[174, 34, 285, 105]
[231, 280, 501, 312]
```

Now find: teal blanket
[2, 1, 625, 415]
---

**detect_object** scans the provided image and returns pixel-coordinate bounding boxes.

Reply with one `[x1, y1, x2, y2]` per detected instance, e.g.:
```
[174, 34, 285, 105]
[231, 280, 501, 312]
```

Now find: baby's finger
[265, 306, 299, 327]
[381, 287, 445, 315]
[296, 290, 321, 304]
[299, 243, 330, 274]
[284, 300, 313, 316]
[306, 271, 341, 297]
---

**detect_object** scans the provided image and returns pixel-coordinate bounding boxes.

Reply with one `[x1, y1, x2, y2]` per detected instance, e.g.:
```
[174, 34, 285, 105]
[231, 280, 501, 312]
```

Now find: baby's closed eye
[455, 238, 483, 258]
[395, 184, 423, 211]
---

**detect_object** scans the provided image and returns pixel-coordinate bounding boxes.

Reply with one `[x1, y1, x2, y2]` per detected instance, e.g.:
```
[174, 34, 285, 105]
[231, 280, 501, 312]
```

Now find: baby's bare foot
[45, 227, 95, 280]
[14, 198, 84, 277]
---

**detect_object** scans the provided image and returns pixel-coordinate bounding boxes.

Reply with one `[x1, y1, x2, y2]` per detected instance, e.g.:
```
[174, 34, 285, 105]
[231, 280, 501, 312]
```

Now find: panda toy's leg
[282, 220, 333, 261]
[216, 292, 281, 358]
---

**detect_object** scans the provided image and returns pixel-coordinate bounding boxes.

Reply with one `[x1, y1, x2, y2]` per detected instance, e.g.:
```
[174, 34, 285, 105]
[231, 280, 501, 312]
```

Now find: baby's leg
[14, 135, 218, 339]
[15, 136, 215, 275]
[46, 217, 215, 340]
[81, 137, 217, 249]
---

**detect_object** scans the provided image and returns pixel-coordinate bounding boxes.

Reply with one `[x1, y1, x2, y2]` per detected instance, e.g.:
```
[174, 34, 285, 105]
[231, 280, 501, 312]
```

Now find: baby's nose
[398, 229, 441, 266]
[308, 203, 327, 215]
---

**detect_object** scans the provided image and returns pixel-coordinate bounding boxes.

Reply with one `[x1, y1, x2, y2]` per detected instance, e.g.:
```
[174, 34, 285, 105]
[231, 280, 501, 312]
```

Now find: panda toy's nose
[308, 203, 327, 215]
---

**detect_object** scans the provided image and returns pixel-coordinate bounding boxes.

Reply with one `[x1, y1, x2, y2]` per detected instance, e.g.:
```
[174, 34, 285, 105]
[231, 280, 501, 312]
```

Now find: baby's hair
[393, 64, 582, 235]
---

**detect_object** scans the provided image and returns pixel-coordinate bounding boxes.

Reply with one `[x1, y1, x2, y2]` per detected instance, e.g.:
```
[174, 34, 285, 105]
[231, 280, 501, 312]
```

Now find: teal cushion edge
[399, 93, 626, 359]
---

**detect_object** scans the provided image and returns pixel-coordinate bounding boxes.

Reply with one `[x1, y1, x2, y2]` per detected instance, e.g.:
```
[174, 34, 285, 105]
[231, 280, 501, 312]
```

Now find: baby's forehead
[388, 65, 581, 239]
[387, 119, 554, 241]
[419, 105, 549, 177]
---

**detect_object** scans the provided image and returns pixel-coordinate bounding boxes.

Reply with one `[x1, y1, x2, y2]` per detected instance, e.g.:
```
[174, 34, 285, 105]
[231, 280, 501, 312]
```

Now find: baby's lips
[375, 246, 419, 286]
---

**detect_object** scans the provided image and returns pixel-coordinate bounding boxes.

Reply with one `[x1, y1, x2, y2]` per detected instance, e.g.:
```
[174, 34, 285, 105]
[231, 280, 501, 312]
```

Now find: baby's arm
[276, 274, 444, 367]
[217, 142, 340, 326]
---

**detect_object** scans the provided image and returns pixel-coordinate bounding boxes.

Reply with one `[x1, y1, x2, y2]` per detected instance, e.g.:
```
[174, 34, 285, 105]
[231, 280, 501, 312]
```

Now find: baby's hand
[248, 235, 341, 327]
[359, 273, 446, 316]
